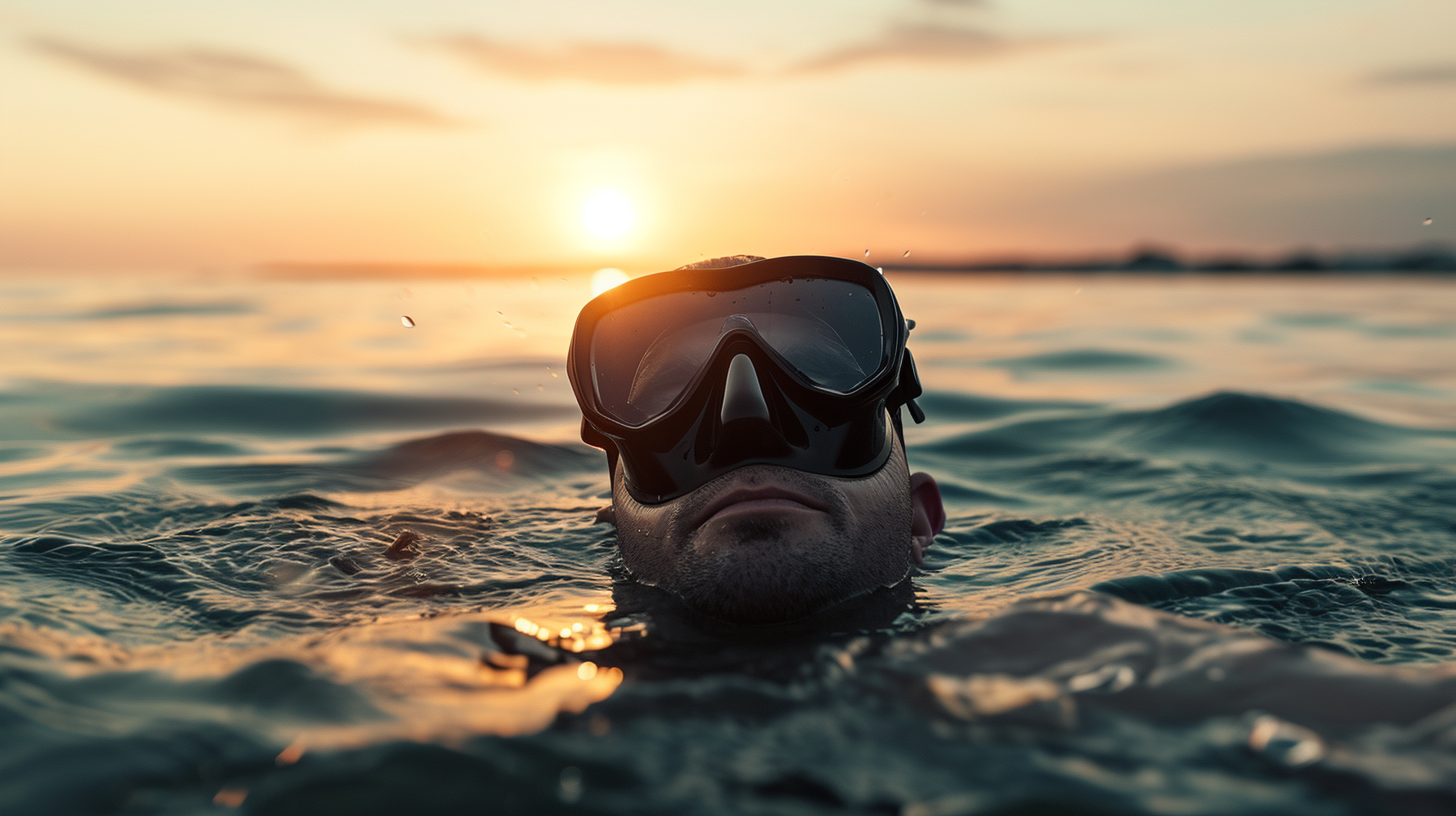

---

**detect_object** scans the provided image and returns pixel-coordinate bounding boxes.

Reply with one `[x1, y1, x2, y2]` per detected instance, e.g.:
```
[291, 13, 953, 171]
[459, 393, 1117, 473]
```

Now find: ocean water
[2, 271, 1455, 815]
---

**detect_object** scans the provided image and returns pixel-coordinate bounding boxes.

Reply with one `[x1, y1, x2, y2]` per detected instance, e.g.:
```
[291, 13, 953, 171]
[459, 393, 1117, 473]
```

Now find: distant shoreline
[882, 244, 1456, 275]
[255, 245, 1456, 280]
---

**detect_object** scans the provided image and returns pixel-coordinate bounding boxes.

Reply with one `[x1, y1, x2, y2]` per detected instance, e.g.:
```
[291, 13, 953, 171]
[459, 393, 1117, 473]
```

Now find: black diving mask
[568, 255, 924, 504]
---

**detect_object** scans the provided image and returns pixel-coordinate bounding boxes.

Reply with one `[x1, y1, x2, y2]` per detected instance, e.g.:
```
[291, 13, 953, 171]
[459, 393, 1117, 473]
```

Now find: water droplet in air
[1423, 217, 1434, 226]
[400, 316, 415, 328]
[536, 384, 543, 391]
[547, 367, 558, 378]
[512, 388, 519, 395]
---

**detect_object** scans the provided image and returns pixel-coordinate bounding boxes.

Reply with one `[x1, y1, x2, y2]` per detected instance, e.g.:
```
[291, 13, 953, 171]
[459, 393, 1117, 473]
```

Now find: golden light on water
[591, 267, 630, 297]
[582, 189, 635, 241]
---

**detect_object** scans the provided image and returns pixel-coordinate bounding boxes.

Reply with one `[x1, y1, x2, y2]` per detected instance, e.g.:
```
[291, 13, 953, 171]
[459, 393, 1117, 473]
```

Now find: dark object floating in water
[386, 530, 424, 560]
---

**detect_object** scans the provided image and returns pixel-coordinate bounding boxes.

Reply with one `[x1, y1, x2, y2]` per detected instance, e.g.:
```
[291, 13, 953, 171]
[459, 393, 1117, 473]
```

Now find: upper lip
[691, 485, 831, 529]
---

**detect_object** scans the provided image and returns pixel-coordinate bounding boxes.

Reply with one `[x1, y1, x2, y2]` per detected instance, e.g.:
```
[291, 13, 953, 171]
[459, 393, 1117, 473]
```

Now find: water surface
[2, 272, 1455, 814]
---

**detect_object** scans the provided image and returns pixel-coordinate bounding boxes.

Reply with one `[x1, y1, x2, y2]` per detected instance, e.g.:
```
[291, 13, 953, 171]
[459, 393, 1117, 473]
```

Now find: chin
[670, 525, 905, 624]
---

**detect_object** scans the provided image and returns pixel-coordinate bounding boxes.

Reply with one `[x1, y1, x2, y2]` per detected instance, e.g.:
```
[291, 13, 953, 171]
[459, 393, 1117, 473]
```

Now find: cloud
[423, 34, 743, 85]
[29, 37, 459, 129]
[1365, 63, 1456, 87]
[788, 24, 1064, 74]
[990, 143, 1456, 250]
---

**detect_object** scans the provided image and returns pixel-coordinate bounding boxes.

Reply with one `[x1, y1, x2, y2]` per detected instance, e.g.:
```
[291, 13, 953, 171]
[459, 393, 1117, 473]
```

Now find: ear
[908, 472, 945, 565]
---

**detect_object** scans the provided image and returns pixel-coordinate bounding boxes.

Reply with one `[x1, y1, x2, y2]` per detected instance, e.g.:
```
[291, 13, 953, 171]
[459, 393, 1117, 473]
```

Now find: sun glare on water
[591, 267, 630, 297]
[582, 190, 635, 241]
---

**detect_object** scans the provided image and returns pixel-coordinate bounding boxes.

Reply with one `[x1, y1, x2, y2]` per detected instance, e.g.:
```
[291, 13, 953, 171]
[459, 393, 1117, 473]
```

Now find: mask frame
[568, 255, 924, 503]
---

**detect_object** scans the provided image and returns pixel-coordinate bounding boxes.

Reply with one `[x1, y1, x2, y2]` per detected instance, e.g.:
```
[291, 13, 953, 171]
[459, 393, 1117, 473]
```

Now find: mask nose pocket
[720, 354, 771, 424]
[709, 354, 791, 467]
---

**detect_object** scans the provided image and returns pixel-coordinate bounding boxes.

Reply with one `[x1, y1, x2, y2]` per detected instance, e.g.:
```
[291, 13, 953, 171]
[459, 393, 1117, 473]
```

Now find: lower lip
[702, 498, 823, 525]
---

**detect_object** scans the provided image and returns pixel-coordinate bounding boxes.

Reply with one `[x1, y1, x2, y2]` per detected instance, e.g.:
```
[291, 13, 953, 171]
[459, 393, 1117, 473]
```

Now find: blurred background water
[2, 270, 1454, 815]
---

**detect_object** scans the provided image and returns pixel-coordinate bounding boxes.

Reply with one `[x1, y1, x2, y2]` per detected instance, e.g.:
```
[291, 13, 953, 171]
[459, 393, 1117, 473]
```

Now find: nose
[720, 354, 771, 425]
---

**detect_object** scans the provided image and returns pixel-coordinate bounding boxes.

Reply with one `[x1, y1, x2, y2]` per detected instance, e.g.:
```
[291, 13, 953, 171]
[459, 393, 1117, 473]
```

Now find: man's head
[569, 255, 944, 624]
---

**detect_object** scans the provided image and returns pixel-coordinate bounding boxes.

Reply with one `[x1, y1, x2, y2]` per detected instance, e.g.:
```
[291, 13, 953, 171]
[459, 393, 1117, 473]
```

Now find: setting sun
[582, 189, 635, 241]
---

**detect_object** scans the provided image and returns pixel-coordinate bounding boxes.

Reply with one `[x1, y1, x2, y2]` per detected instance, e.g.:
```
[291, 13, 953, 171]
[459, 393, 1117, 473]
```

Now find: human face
[610, 433, 937, 624]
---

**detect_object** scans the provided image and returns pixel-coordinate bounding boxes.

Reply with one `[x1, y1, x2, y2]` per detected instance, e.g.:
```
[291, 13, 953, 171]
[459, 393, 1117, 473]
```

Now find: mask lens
[590, 278, 884, 424]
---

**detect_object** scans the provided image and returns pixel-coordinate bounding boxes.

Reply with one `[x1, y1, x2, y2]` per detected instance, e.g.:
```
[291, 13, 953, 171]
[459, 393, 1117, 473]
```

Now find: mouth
[691, 485, 832, 529]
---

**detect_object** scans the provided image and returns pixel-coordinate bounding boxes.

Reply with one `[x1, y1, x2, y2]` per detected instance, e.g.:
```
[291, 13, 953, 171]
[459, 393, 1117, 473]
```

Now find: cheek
[844, 454, 912, 529]
[611, 477, 682, 584]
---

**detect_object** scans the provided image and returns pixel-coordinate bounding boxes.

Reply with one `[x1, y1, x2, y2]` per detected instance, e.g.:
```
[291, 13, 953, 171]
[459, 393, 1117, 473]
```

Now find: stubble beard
[631, 464, 914, 624]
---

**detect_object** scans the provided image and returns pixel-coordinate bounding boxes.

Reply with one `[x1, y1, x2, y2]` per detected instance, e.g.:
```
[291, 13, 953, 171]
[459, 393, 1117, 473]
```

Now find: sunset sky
[1, 0, 1453, 273]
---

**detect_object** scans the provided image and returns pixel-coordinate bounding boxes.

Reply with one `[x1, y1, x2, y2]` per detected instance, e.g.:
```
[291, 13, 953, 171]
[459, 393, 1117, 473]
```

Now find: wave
[169, 430, 603, 494]
[985, 348, 1175, 372]
[1, 300, 256, 322]
[918, 391, 1455, 467]
[1, 383, 578, 439]
[1094, 561, 1456, 663]
[6, 590, 1455, 815]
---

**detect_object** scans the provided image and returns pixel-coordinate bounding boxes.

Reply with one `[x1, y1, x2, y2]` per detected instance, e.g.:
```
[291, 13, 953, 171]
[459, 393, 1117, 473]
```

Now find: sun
[582, 189, 635, 241]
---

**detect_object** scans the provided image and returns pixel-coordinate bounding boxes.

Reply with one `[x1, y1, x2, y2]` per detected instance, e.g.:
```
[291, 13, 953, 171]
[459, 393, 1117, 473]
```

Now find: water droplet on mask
[400, 315, 416, 328]
[864, 249, 870, 258]
[536, 384, 543, 391]
[706, 291, 717, 298]
[876, 267, 883, 274]
[512, 388, 519, 395]
[547, 366, 558, 378]
[903, 250, 910, 257]
[1423, 217, 1434, 226]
